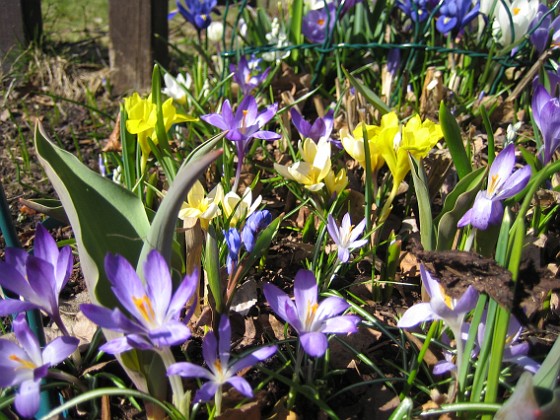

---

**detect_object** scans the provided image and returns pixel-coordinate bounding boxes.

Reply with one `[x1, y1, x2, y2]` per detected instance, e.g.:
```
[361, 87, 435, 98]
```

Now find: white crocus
[222, 187, 262, 227]
[162, 73, 192, 105]
[274, 138, 332, 192]
[493, 0, 539, 46]
[207, 21, 224, 43]
[179, 181, 224, 230]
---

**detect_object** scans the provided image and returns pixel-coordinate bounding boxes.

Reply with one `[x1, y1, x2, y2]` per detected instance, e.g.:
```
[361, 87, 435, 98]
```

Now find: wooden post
[0, 0, 42, 69]
[109, 0, 169, 93]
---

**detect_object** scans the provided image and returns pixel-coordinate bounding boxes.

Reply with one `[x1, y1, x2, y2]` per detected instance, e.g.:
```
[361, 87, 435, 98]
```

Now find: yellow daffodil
[123, 93, 195, 171]
[377, 112, 442, 190]
[178, 181, 224, 230]
[340, 122, 386, 173]
[325, 168, 348, 196]
[274, 138, 332, 192]
[222, 187, 262, 227]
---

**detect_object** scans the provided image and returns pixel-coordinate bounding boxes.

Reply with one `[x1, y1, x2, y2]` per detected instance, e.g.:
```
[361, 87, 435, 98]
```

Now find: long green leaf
[534, 335, 560, 389]
[409, 155, 434, 251]
[439, 101, 471, 179]
[342, 67, 391, 114]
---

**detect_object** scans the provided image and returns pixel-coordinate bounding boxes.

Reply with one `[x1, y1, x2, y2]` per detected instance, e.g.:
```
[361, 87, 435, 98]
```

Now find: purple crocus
[528, 4, 560, 55]
[172, 0, 217, 31]
[0, 314, 78, 418]
[80, 250, 197, 354]
[326, 213, 368, 263]
[263, 269, 360, 357]
[302, 3, 336, 43]
[457, 144, 531, 230]
[230, 56, 271, 96]
[241, 210, 272, 252]
[436, 0, 480, 35]
[532, 84, 560, 164]
[477, 313, 540, 373]
[397, 0, 439, 23]
[398, 265, 478, 334]
[290, 108, 334, 143]
[167, 316, 276, 413]
[201, 95, 280, 191]
[0, 224, 73, 335]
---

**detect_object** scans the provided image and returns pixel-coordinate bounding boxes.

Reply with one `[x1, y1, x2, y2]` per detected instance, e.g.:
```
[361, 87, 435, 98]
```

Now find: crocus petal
[55, 246, 73, 293]
[194, 381, 220, 402]
[294, 269, 319, 324]
[290, 108, 311, 138]
[202, 331, 218, 369]
[33, 224, 58, 267]
[314, 296, 350, 321]
[0, 300, 39, 317]
[397, 302, 439, 328]
[252, 130, 281, 140]
[263, 283, 293, 323]
[457, 208, 474, 228]
[143, 250, 172, 319]
[105, 254, 145, 318]
[149, 322, 191, 348]
[494, 165, 532, 200]
[433, 360, 457, 375]
[80, 304, 143, 333]
[26, 257, 58, 311]
[326, 215, 341, 244]
[13, 314, 41, 364]
[487, 144, 516, 197]
[419, 264, 438, 299]
[338, 247, 350, 263]
[349, 218, 367, 243]
[100, 337, 134, 354]
[167, 362, 214, 380]
[0, 263, 33, 299]
[452, 286, 479, 314]
[508, 355, 540, 373]
[200, 113, 228, 131]
[227, 376, 253, 398]
[300, 331, 328, 357]
[230, 346, 277, 373]
[167, 270, 198, 319]
[470, 193, 496, 230]
[42, 336, 79, 366]
[15, 379, 40, 419]
[218, 316, 231, 363]
[322, 315, 361, 334]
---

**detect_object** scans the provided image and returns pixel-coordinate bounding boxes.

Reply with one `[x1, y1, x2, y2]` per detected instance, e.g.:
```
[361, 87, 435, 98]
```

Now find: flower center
[306, 301, 319, 329]
[487, 173, 500, 196]
[317, 18, 325, 26]
[241, 109, 249, 134]
[513, 7, 520, 15]
[438, 285, 455, 310]
[133, 295, 156, 325]
[9, 354, 36, 370]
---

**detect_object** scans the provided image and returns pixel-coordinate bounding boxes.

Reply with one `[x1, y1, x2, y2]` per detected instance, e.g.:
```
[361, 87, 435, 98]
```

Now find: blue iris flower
[172, 0, 217, 31]
[436, 0, 480, 35]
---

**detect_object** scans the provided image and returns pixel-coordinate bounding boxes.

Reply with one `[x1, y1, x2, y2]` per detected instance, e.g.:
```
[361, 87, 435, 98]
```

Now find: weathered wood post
[109, 0, 169, 93]
[0, 0, 42, 70]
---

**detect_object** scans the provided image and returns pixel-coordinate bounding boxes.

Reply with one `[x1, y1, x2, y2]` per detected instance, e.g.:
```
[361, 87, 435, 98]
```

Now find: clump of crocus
[340, 122, 386, 174]
[528, 4, 560, 54]
[0, 224, 73, 336]
[124, 92, 195, 171]
[241, 210, 273, 252]
[0, 314, 79, 418]
[230, 56, 271, 96]
[532, 84, 560, 164]
[171, 0, 217, 31]
[167, 316, 276, 415]
[326, 212, 368, 263]
[457, 144, 531, 230]
[398, 265, 478, 378]
[224, 228, 242, 275]
[201, 95, 280, 191]
[263, 269, 360, 357]
[290, 108, 334, 144]
[397, 0, 439, 23]
[435, 0, 480, 35]
[80, 250, 197, 354]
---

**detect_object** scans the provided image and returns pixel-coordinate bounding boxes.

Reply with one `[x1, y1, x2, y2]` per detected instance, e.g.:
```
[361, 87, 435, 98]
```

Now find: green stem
[158, 348, 185, 413]
[214, 385, 223, 416]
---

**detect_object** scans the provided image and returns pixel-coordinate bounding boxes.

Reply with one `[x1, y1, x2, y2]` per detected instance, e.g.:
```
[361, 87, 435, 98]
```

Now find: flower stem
[287, 344, 305, 409]
[215, 385, 223, 416]
[158, 348, 185, 414]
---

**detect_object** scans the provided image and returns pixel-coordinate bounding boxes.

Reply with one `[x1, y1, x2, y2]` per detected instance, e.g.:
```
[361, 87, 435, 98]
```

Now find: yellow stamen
[317, 18, 325, 26]
[439, 285, 455, 310]
[306, 301, 319, 327]
[133, 295, 156, 324]
[488, 173, 500, 195]
[513, 7, 520, 15]
[9, 354, 36, 370]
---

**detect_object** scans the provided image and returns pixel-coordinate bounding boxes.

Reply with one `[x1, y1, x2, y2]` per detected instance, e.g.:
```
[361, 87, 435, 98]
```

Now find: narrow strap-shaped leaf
[440, 101, 471, 179]
[409, 155, 434, 251]
[343, 67, 391, 115]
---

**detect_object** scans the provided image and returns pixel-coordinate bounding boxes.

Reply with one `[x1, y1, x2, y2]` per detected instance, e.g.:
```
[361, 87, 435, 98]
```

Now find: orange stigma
[133, 295, 156, 324]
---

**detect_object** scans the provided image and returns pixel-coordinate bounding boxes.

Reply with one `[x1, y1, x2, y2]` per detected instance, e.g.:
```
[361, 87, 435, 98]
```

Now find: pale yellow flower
[340, 122, 386, 173]
[222, 188, 262, 227]
[274, 138, 332, 192]
[325, 168, 348, 196]
[178, 181, 224, 230]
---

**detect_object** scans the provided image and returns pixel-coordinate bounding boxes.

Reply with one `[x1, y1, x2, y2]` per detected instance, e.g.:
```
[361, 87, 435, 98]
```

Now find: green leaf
[18, 198, 69, 224]
[439, 101, 471, 179]
[388, 397, 413, 419]
[435, 167, 486, 250]
[409, 155, 434, 251]
[289, 0, 303, 54]
[138, 148, 223, 270]
[534, 334, 560, 389]
[342, 67, 391, 114]
[205, 225, 223, 314]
